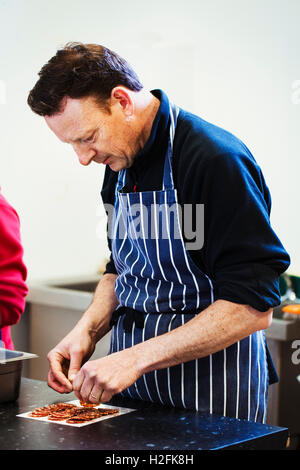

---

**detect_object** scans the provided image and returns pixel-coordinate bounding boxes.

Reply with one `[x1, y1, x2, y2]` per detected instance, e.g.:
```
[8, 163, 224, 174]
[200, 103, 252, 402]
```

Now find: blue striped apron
[109, 103, 269, 422]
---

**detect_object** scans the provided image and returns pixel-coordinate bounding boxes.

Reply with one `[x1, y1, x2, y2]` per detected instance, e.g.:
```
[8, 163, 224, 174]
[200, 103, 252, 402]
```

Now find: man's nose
[75, 147, 96, 166]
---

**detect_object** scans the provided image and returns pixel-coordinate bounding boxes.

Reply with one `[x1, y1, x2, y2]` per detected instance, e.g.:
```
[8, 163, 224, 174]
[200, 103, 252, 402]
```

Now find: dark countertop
[0, 378, 288, 451]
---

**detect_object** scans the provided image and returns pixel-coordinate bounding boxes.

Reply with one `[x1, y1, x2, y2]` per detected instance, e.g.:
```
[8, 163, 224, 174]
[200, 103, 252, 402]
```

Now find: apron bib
[109, 102, 269, 422]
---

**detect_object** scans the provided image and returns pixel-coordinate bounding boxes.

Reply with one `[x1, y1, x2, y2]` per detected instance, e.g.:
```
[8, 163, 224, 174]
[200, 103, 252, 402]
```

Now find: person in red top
[0, 191, 28, 349]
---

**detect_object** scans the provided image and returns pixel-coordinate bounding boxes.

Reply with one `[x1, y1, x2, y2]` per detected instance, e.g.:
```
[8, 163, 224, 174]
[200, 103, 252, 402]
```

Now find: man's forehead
[44, 97, 97, 143]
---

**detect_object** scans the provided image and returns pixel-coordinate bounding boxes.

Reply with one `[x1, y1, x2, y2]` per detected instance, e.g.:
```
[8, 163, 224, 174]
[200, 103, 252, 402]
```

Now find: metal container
[0, 349, 37, 403]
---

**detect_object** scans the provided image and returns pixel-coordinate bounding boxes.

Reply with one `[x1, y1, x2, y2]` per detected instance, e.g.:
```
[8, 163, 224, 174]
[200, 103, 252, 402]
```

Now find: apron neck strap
[162, 103, 179, 191]
[116, 102, 179, 193]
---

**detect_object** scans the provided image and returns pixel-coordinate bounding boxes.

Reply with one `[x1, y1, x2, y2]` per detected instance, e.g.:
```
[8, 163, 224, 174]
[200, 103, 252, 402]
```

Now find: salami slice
[29, 411, 50, 417]
[80, 401, 98, 408]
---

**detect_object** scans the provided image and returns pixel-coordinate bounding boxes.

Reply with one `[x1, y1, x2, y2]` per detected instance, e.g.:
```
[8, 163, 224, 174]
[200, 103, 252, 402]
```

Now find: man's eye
[82, 135, 94, 143]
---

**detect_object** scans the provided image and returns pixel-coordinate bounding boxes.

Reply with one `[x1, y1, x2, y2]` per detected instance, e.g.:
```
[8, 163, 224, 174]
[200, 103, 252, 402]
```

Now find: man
[27, 42, 290, 422]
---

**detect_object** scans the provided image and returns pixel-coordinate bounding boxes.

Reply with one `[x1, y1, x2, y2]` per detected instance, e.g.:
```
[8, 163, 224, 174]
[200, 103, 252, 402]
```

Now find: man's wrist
[76, 306, 111, 342]
[77, 273, 118, 342]
[130, 337, 163, 376]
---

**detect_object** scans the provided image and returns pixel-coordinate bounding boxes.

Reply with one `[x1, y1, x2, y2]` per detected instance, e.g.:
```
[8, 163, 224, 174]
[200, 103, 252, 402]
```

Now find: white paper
[17, 400, 135, 427]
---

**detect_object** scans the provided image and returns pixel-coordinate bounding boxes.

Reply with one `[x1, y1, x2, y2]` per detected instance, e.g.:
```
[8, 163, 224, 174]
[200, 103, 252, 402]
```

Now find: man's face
[45, 95, 140, 172]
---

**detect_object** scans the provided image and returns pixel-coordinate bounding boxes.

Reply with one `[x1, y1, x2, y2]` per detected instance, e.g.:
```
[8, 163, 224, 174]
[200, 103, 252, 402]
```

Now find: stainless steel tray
[0, 348, 38, 403]
[0, 348, 37, 364]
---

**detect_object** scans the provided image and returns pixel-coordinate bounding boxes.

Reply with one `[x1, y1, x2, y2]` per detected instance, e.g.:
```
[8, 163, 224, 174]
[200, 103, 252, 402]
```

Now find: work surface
[0, 378, 288, 450]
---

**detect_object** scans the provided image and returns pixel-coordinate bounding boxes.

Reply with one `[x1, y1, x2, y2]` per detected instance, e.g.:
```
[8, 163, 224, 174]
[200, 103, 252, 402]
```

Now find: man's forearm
[77, 273, 119, 342]
[132, 300, 273, 376]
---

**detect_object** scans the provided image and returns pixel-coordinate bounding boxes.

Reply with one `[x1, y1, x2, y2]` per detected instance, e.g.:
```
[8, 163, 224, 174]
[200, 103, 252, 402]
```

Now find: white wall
[0, 0, 299, 282]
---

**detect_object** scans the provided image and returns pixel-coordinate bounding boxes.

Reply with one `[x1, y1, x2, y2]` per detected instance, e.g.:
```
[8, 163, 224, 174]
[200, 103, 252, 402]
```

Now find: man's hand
[47, 273, 119, 394]
[72, 348, 141, 404]
[47, 325, 97, 394]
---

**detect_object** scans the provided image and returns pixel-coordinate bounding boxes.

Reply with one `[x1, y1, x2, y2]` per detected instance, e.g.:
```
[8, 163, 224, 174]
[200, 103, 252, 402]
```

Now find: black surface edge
[215, 427, 289, 450]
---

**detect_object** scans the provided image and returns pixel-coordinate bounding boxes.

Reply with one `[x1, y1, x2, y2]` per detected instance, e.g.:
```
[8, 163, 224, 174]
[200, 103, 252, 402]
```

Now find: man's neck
[135, 90, 160, 152]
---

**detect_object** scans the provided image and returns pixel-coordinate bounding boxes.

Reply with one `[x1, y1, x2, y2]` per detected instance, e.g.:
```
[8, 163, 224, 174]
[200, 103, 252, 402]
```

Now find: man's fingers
[47, 369, 70, 394]
[68, 352, 83, 383]
[100, 390, 116, 403]
[75, 372, 96, 402]
[98, 389, 112, 403]
[47, 351, 72, 392]
[72, 369, 85, 400]
[89, 387, 103, 404]
[72, 368, 104, 403]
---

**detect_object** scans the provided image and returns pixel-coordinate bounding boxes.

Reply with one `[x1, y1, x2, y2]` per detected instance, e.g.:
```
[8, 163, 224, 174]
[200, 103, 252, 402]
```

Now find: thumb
[68, 352, 83, 383]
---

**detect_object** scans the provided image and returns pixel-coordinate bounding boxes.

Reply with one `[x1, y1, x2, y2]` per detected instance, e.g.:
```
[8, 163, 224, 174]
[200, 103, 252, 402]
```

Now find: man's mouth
[92, 155, 111, 165]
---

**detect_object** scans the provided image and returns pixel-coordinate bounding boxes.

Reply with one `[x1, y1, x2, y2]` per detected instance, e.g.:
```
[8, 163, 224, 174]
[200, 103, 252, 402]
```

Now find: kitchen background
[1, 0, 299, 282]
[0, 0, 300, 445]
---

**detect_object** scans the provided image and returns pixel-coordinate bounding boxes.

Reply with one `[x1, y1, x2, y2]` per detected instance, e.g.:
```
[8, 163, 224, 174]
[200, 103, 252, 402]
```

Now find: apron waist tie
[110, 306, 203, 333]
[110, 306, 145, 332]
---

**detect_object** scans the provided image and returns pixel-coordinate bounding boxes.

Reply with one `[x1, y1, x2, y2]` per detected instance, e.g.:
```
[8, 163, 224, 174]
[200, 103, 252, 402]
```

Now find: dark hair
[27, 42, 143, 116]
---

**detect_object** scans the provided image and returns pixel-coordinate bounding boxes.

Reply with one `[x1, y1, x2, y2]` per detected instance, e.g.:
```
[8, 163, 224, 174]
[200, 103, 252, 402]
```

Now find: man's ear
[111, 86, 134, 117]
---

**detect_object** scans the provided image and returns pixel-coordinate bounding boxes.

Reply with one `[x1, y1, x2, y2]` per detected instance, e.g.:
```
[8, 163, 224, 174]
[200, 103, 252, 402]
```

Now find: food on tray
[66, 408, 118, 423]
[79, 400, 98, 407]
[29, 402, 76, 417]
[28, 402, 118, 423]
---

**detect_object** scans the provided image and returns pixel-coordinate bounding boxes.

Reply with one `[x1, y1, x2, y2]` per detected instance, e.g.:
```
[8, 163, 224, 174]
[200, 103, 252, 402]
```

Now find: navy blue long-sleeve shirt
[101, 89, 290, 312]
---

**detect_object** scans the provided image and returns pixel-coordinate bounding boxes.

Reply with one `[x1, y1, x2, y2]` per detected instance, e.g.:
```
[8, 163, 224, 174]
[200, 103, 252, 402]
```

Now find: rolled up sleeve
[103, 252, 117, 276]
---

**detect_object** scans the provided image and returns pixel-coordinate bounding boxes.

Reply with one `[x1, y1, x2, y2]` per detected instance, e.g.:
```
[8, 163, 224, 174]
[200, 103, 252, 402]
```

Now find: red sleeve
[0, 194, 28, 328]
